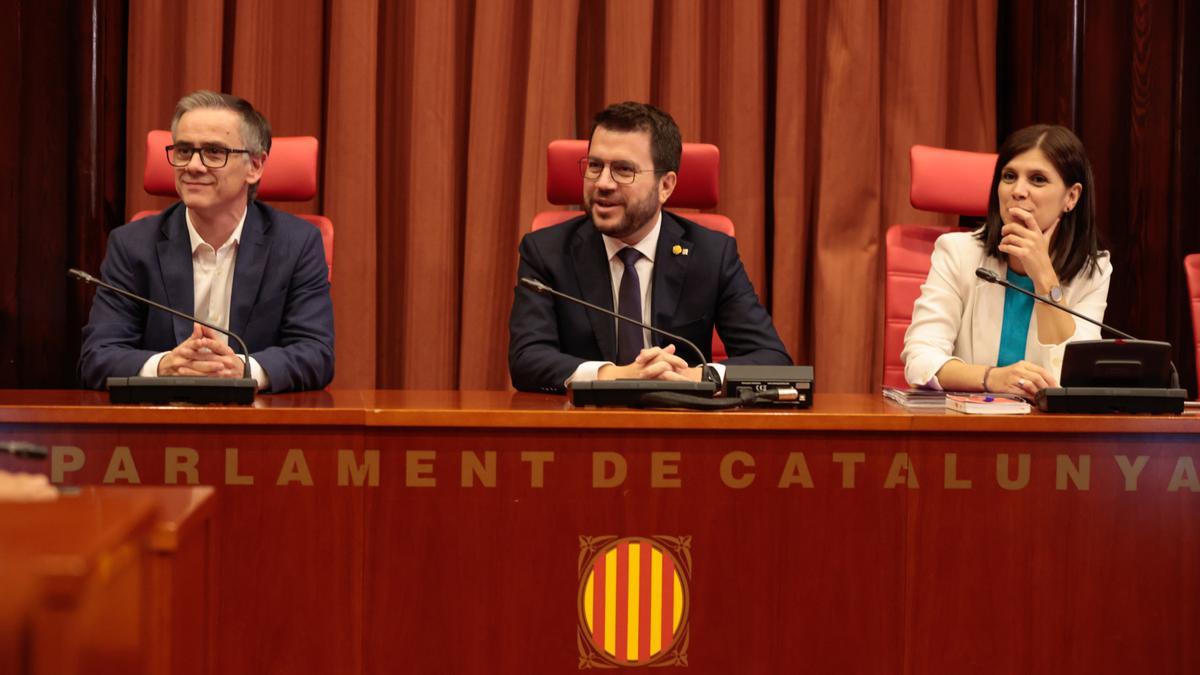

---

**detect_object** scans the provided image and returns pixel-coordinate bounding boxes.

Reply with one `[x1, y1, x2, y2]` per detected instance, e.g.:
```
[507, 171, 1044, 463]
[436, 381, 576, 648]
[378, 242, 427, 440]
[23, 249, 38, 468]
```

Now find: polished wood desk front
[0, 486, 215, 675]
[0, 391, 1196, 674]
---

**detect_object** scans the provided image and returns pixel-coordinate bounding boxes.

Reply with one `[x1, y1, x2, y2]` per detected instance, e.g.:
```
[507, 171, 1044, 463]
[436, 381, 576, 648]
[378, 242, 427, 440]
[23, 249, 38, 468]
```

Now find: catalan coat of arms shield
[577, 535, 691, 668]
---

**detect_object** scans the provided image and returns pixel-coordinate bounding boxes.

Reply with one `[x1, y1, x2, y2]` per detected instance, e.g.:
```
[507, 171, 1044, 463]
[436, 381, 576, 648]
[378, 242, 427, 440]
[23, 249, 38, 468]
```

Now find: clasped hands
[598, 344, 704, 382]
[158, 323, 247, 379]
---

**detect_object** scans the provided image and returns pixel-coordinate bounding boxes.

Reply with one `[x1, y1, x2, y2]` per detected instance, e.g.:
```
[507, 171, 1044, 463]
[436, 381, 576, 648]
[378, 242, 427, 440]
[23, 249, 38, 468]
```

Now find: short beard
[586, 188, 661, 241]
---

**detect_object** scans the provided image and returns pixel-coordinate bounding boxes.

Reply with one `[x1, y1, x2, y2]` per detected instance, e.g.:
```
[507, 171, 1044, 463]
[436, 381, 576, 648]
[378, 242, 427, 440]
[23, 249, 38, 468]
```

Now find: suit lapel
[570, 222, 618, 361]
[230, 203, 270, 340]
[972, 256, 1006, 365]
[650, 212, 691, 346]
[156, 205, 195, 344]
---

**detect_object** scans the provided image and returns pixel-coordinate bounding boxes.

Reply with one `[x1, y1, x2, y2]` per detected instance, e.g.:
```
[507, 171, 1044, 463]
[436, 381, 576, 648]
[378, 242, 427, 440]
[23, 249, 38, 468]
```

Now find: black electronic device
[105, 376, 257, 405]
[568, 380, 720, 408]
[1035, 340, 1185, 414]
[723, 365, 814, 408]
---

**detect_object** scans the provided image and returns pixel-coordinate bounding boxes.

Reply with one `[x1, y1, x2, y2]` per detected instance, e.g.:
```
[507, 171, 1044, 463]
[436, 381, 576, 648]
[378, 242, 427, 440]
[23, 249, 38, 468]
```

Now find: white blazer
[901, 230, 1112, 389]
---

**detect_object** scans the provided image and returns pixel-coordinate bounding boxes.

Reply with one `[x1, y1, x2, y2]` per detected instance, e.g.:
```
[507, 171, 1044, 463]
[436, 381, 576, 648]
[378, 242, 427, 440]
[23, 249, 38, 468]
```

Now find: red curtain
[124, 0, 996, 392]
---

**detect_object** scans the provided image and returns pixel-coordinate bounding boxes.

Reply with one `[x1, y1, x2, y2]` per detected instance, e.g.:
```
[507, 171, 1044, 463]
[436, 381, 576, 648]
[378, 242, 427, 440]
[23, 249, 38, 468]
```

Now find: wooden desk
[0, 486, 215, 675]
[1, 391, 1197, 674]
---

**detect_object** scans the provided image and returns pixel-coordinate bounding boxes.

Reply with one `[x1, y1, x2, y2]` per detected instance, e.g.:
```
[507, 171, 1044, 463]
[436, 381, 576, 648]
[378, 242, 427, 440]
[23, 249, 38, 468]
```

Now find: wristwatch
[1048, 285, 1063, 303]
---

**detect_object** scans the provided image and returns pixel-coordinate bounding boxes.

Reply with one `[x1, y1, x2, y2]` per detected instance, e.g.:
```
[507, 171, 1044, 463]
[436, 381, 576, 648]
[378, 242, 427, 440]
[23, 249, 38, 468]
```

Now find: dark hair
[590, 101, 682, 174]
[976, 124, 1101, 281]
[170, 90, 272, 202]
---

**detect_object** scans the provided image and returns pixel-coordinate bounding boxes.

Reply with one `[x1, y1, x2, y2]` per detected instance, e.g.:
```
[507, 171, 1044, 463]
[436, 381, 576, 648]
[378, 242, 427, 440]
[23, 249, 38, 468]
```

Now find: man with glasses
[79, 90, 334, 392]
[508, 101, 790, 393]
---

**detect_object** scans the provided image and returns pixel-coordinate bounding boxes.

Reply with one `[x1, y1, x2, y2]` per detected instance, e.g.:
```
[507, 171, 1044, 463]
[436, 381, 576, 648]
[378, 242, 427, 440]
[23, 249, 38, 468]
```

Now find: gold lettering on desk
[777, 453, 813, 488]
[1056, 455, 1091, 491]
[462, 451, 496, 488]
[226, 448, 254, 485]
[166, 447, 199, 485]
[831, 452, 866, 488]
[406, 450, 436, 487]
[521, 451, 554, 488]
[39, 444, 1200, 493]
[996, 453, 1031, 490]
[943, 453, 971, 489]
[720, 451, 755, 489]
[103, 446, 140, 484]
[883, 453, 919, 489]
[1114, 455, 1149, 491]
[277, 449, 314, 486]
[651, 452, 681, 488]
[593, 452, 626, 488]
[338, 450, 379, 487]
[51, 446, 84, 483]
[1168, 457, 1200, 492]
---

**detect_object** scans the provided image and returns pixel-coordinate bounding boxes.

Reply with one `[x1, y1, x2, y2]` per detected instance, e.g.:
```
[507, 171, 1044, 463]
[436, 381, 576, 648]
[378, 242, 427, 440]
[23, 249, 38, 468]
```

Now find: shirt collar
[185, 207, 247, 254]
[602, 211, 662, 263]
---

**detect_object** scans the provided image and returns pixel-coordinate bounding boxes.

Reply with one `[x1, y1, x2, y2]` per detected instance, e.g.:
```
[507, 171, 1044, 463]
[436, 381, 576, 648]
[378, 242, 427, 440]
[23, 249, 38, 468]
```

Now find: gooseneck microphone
[519, 276, 719, 384]
[70, 268, 256, 404]
[70, 268, 252, 378]
[974, 267, 1136, 339]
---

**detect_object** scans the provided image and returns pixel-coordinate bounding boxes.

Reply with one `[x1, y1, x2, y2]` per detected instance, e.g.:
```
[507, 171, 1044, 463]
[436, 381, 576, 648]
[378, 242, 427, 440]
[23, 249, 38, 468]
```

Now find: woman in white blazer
[901, 125, 1111, 397]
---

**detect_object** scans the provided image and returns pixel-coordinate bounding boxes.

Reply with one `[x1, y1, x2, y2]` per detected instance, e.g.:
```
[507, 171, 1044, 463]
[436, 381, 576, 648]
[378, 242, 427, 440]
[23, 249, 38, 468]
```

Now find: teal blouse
[996, 269, 1036, 367]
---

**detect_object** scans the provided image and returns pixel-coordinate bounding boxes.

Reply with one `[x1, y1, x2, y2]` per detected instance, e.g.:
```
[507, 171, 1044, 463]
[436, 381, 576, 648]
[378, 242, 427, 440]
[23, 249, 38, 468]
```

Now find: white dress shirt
[138, 208, 270, 389]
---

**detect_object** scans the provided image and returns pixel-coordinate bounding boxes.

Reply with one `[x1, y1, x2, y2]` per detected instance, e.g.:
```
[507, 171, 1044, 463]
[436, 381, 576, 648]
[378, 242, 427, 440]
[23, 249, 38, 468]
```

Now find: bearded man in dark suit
[509, 101, 790, 394]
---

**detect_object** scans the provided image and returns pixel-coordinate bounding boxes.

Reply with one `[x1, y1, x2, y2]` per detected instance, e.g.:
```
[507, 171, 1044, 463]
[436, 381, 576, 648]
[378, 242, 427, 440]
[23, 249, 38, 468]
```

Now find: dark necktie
[616, 247, 644, 365]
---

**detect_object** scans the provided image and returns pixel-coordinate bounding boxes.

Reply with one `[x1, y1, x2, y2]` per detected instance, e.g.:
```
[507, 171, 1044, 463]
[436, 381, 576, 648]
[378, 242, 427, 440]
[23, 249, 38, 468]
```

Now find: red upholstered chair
[882, 145, 998, 388]
[531, 139, 733, 361]
[133, 130, 333, 280]
[1184, 254, 1200, 394]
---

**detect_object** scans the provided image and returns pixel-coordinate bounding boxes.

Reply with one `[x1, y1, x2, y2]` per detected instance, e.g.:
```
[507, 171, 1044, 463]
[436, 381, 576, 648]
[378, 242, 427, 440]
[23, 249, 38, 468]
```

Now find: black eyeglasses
[166, 144, 251, 168]
[579, 158, 658, 185]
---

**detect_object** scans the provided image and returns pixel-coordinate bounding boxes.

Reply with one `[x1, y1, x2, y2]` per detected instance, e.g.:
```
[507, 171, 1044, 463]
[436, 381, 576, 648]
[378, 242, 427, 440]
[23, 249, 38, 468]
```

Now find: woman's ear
[1064, 182, 1082, 213]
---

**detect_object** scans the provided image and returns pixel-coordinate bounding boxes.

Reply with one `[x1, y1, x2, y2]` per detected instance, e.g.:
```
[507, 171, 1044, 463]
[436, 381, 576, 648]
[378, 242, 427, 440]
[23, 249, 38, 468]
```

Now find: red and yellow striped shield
[577, 536, 690, 667]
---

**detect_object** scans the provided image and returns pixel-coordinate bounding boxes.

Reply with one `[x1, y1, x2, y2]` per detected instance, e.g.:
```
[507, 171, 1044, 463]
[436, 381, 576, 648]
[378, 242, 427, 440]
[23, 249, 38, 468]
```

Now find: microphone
[974, 267, 1135, 339]
[519, 276, 718, 383]
[70, 268, 256, 403]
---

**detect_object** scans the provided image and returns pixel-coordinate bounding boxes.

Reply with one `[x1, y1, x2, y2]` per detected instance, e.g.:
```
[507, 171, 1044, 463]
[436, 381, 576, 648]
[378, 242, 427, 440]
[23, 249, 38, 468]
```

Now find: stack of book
[882, 388, 1032, 415]
[881, 387, 949, 410]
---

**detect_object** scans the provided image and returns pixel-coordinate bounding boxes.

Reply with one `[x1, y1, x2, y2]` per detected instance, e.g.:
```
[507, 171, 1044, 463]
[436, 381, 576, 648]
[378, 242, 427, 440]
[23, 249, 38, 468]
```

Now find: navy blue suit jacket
[508, 211, 791, 393]
[79, 201, 335, 392]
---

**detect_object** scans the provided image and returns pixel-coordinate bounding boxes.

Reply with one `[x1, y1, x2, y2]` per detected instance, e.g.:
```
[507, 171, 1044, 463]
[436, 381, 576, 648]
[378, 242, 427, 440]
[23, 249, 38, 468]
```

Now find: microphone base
[1035, 386, 1186, 414]
[569, 380, 718, 408]
[106, 377, 256, 405]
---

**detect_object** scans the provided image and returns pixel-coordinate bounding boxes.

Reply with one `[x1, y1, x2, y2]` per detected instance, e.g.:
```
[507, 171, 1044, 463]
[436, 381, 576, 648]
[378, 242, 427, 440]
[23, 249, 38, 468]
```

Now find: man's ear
[246, 152, 267, 187]
[658, 171, 677, 205]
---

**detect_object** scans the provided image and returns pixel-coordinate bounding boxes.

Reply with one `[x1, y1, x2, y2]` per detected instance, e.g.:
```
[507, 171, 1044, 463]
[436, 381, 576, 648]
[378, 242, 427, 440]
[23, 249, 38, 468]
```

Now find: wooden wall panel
[998, 0, 1200, 395]
[0, 0, 125, 388]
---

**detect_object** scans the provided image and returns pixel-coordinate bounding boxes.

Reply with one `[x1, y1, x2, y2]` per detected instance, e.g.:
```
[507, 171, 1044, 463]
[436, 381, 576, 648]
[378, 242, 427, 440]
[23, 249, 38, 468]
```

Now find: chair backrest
[531, 139, 732, 360]
[133, 130, 333, 280]
[1185, 254, 1200, 394]
[909, 145, 997, 217]
[532, 140, 733, 235]
[881, 145, 998, 389]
